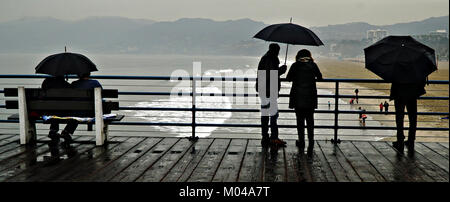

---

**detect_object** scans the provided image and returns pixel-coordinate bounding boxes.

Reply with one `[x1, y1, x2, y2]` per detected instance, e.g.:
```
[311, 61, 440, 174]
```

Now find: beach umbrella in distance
[364, 35, 437, 83]
[253, 18, 324, 64]
[35, 48, 98, 77]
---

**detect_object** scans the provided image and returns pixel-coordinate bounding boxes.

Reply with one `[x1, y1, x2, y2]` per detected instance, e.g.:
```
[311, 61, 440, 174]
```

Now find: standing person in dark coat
[354, 88, 359, 103]
[256, 43, 287, 147]
[383, 101, 390, 114]
[286, 49, 322, 156]
[41, 76, 71, 145]
[390, 80, 426, 153]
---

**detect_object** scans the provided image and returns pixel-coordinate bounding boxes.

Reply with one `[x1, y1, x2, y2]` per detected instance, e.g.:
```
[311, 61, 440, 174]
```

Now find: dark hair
[267, 43, 280, 56]
[296, 49, 313, 61]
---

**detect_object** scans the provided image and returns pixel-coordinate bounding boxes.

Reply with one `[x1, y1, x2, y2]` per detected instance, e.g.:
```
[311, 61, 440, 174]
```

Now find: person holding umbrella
[364, 35, 437, 153]
[286, 49, 322, 156]
[256, 43, 287, 147]
[253, 19, 324, 147]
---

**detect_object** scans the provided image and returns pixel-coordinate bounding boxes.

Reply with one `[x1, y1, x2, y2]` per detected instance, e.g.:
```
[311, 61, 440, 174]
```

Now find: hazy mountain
[0, 15, 447, 56]
[311, 15, 449, 40]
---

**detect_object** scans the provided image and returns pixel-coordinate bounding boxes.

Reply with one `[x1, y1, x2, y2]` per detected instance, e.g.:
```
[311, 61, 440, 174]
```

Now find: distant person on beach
[41, 76, 71, 145]
[328, 101, 331, 109]
[350, 98, 355, 105]
[379, 102, 384, 112]
[390, 80, 426, 152]
[256, 43, 287, 147]
[354, 88, 359, 103]
[286, 49, 323, 156]
[383, 101, 389, 114]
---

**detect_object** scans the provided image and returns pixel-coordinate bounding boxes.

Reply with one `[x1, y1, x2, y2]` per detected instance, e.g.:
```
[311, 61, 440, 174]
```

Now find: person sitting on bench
[41, 76, 73, 145]
[56, 72, 103, 144]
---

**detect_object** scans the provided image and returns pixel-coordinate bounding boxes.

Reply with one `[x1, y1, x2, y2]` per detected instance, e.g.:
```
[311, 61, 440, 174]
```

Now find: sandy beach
[315, 58, 449, 142]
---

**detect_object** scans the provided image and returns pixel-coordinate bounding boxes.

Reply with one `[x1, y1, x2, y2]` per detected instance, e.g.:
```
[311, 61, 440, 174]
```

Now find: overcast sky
[0, 0, 448, 26]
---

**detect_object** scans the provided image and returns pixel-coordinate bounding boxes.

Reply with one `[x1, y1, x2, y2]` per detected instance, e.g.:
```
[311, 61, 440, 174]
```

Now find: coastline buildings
[367, 29, 388, 43]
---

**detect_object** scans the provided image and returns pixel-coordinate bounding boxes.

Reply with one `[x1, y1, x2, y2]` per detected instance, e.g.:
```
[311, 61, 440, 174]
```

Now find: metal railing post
[189, 77, 199, 141]
[331, 81, 341, 144]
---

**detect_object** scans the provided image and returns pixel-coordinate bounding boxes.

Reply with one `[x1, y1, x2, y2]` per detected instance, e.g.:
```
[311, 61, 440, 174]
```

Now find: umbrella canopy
[35, 52, 98, 76]
[254, 23, 324, 46]
[364, 35, 437, 83]
[253, 22, 324, 64]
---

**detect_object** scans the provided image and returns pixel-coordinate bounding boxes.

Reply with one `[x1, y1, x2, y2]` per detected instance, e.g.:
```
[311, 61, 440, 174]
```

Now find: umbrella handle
[284, 44, 289, 65]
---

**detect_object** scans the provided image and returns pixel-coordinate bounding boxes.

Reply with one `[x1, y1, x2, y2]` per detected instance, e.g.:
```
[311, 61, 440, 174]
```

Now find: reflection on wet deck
[0, 134, 448, 182]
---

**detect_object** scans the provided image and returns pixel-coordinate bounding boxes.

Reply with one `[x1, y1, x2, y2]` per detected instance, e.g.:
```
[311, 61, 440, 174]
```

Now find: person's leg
[405, 99, 417, 147]
[393, 99, 406, 152]
[269, 113, 279, 139]
[261, 115, 269, 139]
[295, 109, 305, 149]
[61, 120, 79, 143]
[305, 109, 315, 156]
[48, 122, 60, 144]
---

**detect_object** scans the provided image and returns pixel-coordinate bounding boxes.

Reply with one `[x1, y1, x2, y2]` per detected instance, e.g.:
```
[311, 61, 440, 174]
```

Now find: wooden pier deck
[0, 134, 448, 182]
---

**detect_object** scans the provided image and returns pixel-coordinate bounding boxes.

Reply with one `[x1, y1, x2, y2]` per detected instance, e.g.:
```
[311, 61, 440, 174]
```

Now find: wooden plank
[353, 141, 405, 182]
[422, 142, 449, 160]
[337, 141, 385, 182]
[438, 142, 449, 149]
[0, 135, 88, 181]
[110, 138, 179, 182]
[283, 140, 300, 182]
[86, 137, 163, 182]
[370, 142, 434, 182]
[263, 145, 286, 182]
[187, 139, 230, 182]
[212, 139, 247, 182]
[0, 136, 45, 161]
[318, 141, 361, 182]
[54, 137, 144, 181]
[0, 136, 20, 154]
[161, 138, 214, 182]
[415, 143, 449, 173]
[4, 135, 100, 182]
[311, 141, 337, 182]
[237, 140, 266, 182]
[403, 150, 449, 182]
[136, 138, 194, 182]
[0, 135, 14, 142]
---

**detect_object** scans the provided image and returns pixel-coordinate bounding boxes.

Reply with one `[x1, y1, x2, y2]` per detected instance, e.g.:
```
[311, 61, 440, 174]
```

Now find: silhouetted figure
[41, 76, 71, 145]
[256, 43, 287, 147]
[357, 107, 367, 127]
[383, 101, 390, 114]
[328, 101, 331, 109]
[60, 72, 103, 145]
[390, 81, 426, 152]
[354, 88, 359, 103]
[286, 49, 322, 156]
[379, 102, 384, 112]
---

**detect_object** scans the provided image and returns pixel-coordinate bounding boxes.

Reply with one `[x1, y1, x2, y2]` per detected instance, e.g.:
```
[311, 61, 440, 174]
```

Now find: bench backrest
[4, 88, 119, 117]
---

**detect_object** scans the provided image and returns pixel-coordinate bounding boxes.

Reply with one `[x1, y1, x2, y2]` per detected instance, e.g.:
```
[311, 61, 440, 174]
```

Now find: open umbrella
[35, 51, 98, 77]
[253, 19, 324, 64]
[364, 35, 437, 83]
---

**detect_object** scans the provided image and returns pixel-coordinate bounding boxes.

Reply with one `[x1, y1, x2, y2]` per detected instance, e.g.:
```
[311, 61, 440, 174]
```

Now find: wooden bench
[4, 86, 124, 146]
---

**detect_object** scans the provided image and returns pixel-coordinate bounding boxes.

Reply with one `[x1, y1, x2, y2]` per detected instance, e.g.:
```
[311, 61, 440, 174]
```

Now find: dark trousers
[261, 113, 278, 139]
[394, 98, 417, 142]
[295, 108, 314, 144]
[49, 120, 79, 135]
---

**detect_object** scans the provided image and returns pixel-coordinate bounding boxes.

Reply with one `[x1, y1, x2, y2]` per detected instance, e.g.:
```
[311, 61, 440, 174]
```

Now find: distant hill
[0, 15, 448, 56]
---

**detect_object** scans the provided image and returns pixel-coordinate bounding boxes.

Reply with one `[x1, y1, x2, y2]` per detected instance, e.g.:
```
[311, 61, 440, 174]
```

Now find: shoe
[392, 141, 404, 153]
[405, 140, 415, 151]
[48, 131, 60, 145]
[296, 140, 305, 150]
[270, 138, 287, 147]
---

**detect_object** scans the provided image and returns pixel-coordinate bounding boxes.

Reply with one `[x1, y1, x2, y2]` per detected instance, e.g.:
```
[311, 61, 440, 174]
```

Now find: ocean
[0, 53, 389, 141]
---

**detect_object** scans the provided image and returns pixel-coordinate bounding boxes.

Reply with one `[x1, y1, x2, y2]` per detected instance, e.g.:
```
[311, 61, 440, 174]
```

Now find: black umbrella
[35, 52, 98, 77]
[364, 35, 437, 83]
[254, 19, 324, 64]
